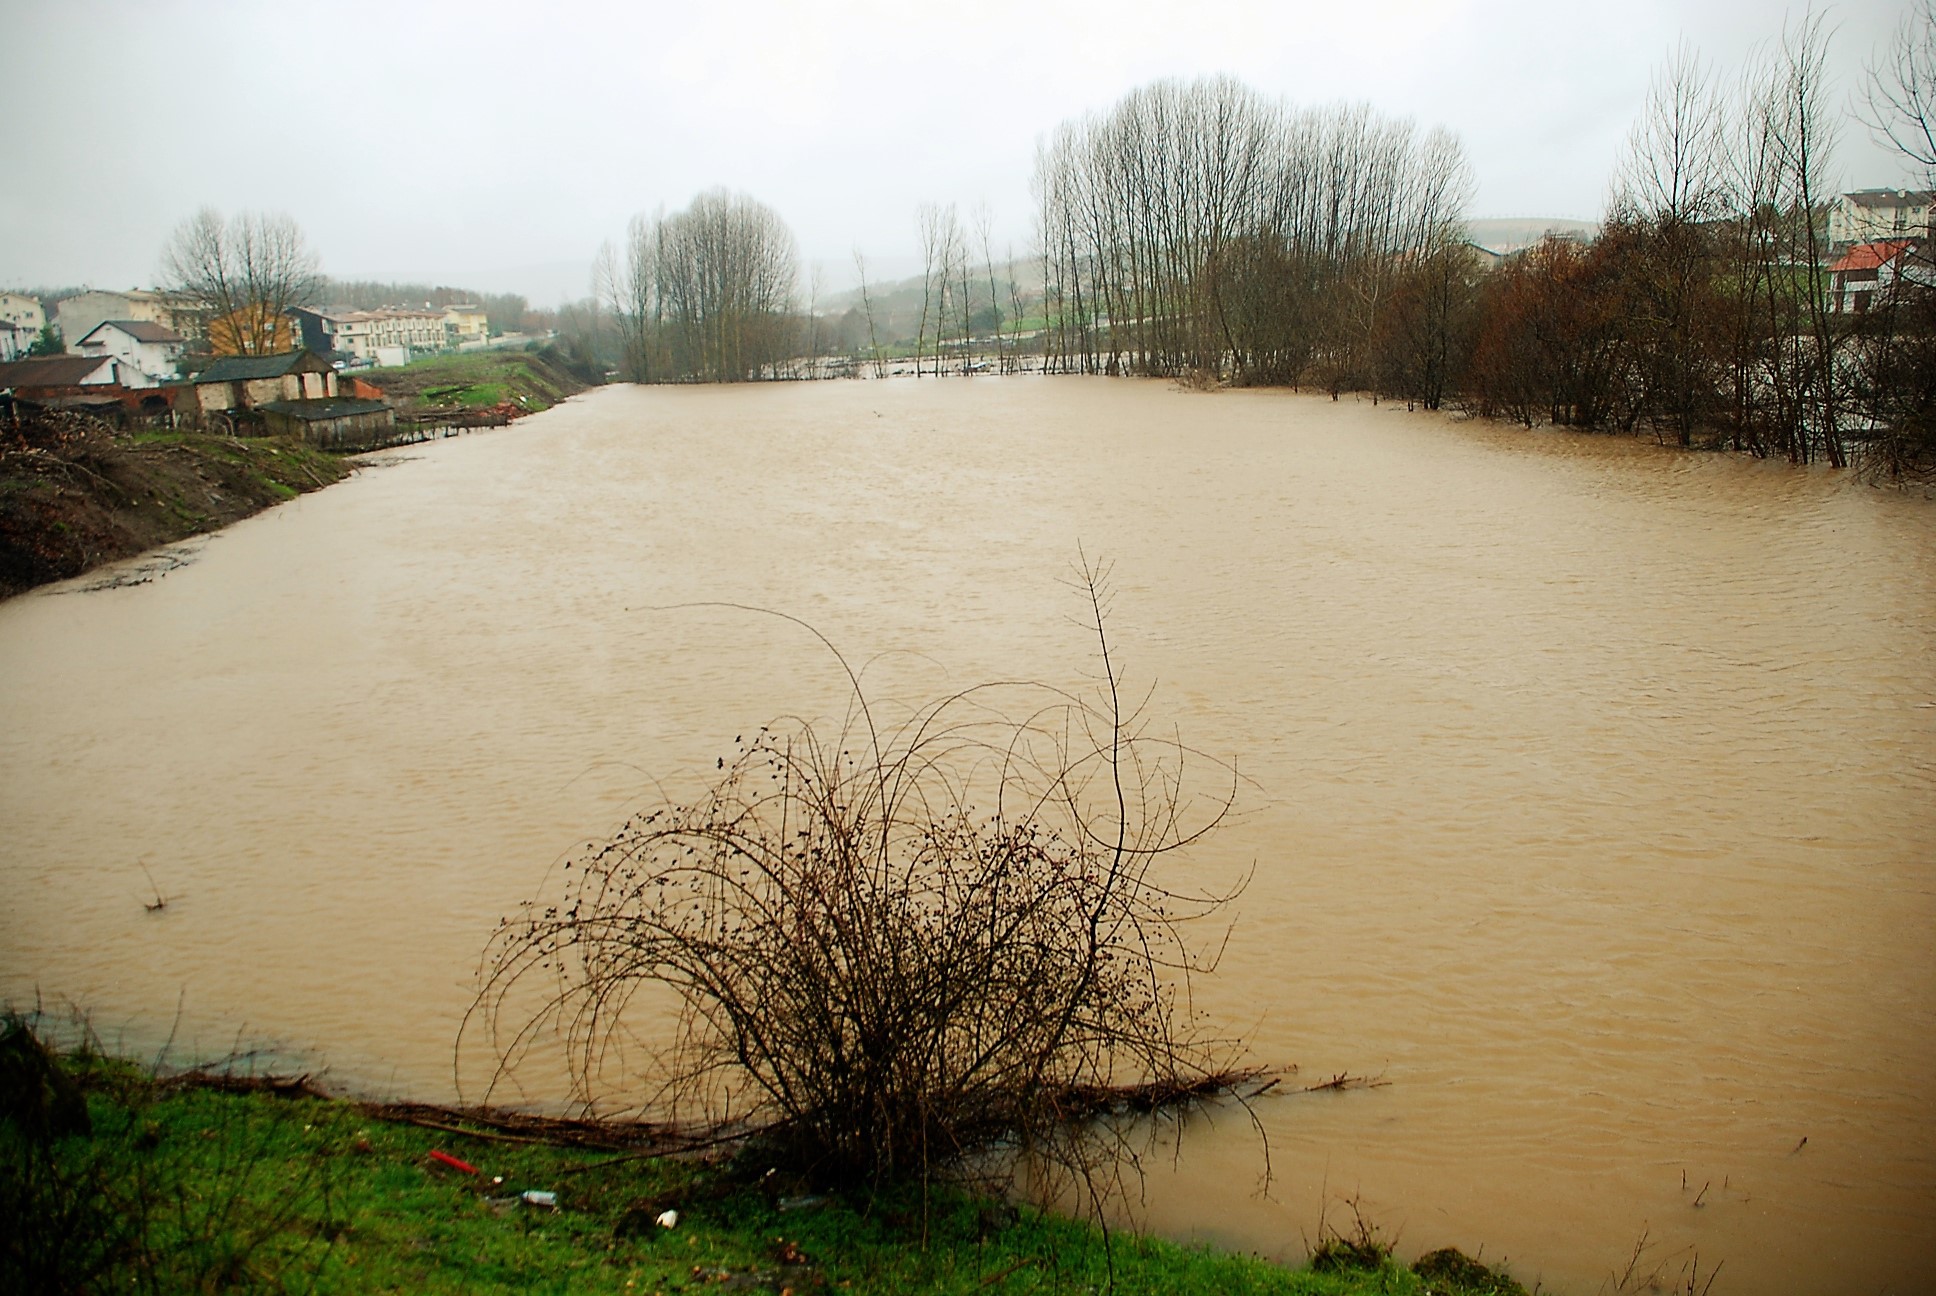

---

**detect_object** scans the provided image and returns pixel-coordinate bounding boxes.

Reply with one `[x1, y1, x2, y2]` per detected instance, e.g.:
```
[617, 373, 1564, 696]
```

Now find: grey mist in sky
[0, 0, 1917, 303]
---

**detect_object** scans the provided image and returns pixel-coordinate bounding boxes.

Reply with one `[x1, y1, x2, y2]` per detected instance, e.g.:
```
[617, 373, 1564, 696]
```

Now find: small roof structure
[191, 351, 332, 383]
[257, 398, 390, 420]
[0, 354, 118, 387]
[79, 319, 185, 345]
[1829, 239, 1917, 273]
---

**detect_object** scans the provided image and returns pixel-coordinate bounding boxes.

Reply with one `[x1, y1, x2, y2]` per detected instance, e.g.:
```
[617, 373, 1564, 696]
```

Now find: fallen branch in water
[1048, 1066, 1283, 1120]
[152, 1057, 1376, 1171]
[159, 1069, 330, 1100]
[1297, 1072, 1390, 1093]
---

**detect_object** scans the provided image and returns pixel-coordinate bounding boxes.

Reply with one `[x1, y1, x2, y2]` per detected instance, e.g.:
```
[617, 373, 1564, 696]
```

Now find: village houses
[54, 289, 206, 351]
[0, 353, 171, 421]
[73, 319, 186, 386]
[288, 304, 474, 365]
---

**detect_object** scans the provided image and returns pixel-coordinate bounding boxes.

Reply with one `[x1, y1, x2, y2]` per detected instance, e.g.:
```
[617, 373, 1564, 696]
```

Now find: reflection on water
[1, 378, 1931, 1293]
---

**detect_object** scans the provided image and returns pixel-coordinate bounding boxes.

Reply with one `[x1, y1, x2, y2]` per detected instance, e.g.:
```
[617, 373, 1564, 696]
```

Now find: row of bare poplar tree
[1033, 75, 1471, 400]
[595, 189, 799, 383]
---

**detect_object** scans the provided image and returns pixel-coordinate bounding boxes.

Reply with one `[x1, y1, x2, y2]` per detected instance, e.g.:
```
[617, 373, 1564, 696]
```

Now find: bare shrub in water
[470, 564, 1251, 1192]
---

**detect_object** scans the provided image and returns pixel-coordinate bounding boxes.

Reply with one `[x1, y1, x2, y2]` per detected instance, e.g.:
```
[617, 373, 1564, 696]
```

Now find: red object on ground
[428, 1149, 478, 1174]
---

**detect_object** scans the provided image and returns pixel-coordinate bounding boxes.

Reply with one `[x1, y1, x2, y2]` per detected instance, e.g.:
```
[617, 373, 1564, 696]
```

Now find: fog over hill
[1464, 217, 1601, 253]
[804, 219, 1599, 323]
[93, 222, 1607, 317]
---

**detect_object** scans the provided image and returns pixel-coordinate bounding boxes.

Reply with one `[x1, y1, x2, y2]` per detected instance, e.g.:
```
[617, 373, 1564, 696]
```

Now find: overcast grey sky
[1, 0, 1918, 305]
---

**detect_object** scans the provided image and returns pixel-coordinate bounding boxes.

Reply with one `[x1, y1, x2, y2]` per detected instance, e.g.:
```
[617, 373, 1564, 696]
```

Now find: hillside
[361, 347, 591, 413]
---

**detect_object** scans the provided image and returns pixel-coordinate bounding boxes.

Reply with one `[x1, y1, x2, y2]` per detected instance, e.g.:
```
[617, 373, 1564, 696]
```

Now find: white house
[0, 321, 28, 361]
[74, 319, 187, 387]
[1828, 190, 1935, 248]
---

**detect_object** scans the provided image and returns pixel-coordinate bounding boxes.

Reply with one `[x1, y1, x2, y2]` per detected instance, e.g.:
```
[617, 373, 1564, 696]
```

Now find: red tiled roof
[1830, 240, 1916, 273]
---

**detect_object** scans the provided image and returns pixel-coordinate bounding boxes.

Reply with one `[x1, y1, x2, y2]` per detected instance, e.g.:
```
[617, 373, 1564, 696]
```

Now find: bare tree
[1763, 11, 1845, 465]
[597, 195, 797, 384]
[852, 248, 886, 378]
[591, 238, 623, 367]
[1005, 242, 1035, 374]
[1610, 45, 1729, 445]
[1614, 43, 1728, 227]
[975, 205, 1006, 376]
[160, 208, 321, 356]
[1861, 0, 1936, 186]
[916, 203, 942, 377]
[654, 190, 798, 382]
[597, 212, 667, 384]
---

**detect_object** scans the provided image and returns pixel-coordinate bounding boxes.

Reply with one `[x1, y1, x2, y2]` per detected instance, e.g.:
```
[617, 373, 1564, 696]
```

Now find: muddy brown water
[2, 379, 1931, 1293]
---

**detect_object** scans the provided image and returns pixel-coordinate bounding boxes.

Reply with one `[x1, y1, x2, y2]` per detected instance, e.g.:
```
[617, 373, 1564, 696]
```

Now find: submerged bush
[472, 564, 1249, 1193]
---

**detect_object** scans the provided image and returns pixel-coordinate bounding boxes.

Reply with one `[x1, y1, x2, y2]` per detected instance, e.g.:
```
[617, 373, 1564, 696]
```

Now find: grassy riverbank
[0, 420, 351, 600]
[6, 1041, 1529, 1296]
[364, 347, 589, 413]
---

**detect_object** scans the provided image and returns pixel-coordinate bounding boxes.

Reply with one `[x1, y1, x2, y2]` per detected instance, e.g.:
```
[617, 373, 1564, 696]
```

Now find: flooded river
[2, 379, 1931, 1293]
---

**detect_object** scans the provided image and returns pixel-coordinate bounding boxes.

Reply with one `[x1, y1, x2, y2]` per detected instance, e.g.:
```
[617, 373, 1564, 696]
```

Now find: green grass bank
[5, 1039, 1530, 1296]
[364, 347, 588, 413]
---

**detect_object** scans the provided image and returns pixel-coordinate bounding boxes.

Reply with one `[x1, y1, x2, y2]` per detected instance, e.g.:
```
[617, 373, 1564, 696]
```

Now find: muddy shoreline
[0, 422, 352, 600]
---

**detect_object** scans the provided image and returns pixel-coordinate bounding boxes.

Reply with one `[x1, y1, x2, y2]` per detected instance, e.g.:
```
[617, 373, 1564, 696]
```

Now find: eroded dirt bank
[0, 416, 351, 599]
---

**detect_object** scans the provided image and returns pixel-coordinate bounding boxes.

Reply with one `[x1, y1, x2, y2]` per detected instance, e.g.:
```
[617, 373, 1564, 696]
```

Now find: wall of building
[242, 375, 300, 406]
[55, 292, 168, 353]
[263, 407, 396, 451]
[1830, 195, 1933, 247]
[185, 380, 237, 414]
[208, 310, 300, 357]
[0, 292, 46, 337]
